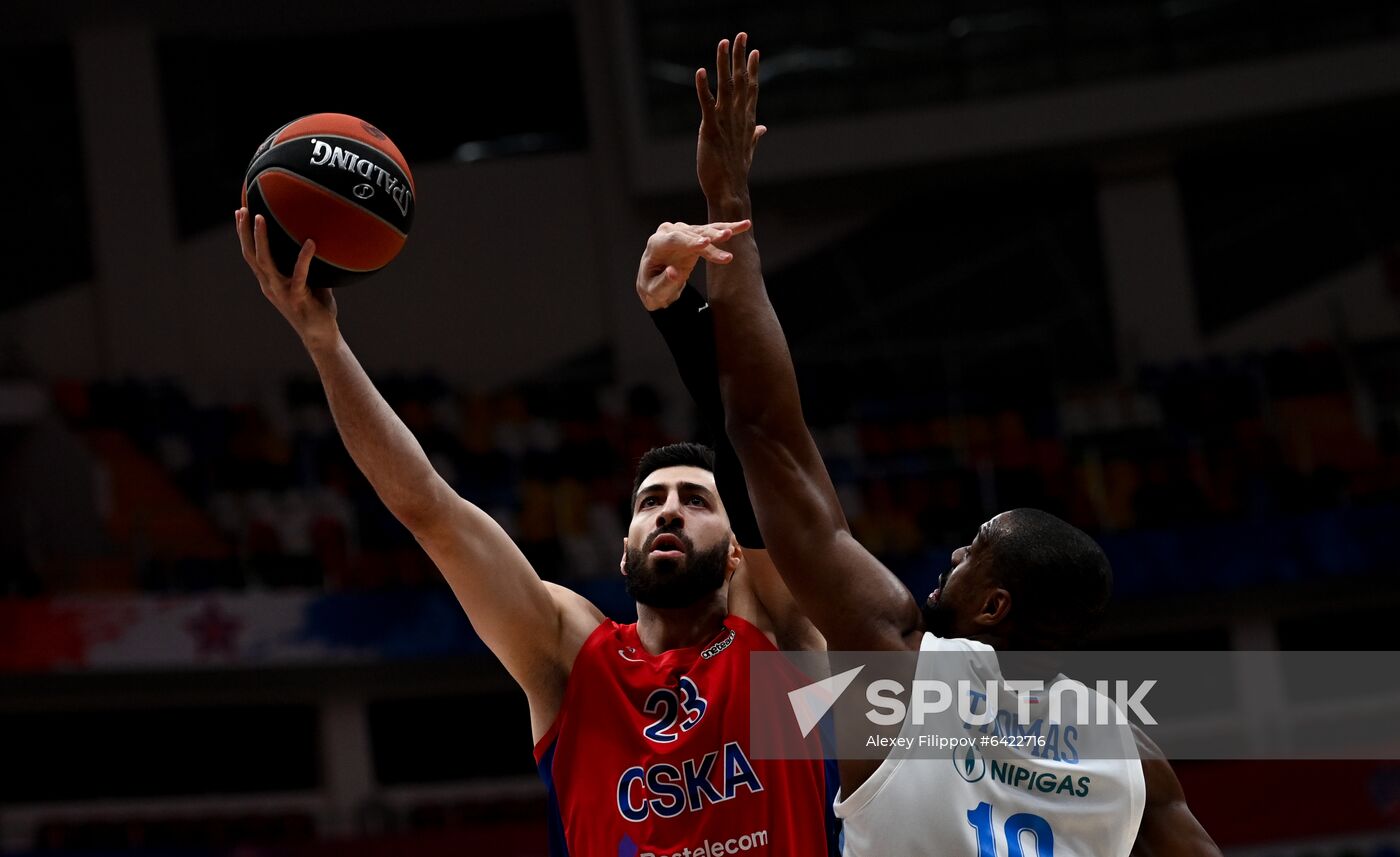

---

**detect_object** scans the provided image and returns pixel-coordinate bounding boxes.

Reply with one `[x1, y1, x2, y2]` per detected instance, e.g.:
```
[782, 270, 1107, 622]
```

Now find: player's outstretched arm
[235, 209, 602, 738]
[638, 221, 823, 652]
[694, 35, 922, 653]
[1131, 729, 1222, 857]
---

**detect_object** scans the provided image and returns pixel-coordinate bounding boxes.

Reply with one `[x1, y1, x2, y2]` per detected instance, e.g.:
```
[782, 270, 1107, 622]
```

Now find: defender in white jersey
[691, 32, 1222, 856]
[836, 631, 1147, 856]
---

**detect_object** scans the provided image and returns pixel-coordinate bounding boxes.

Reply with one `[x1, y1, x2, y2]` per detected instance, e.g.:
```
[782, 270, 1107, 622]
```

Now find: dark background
[2, 1, 1399, 854]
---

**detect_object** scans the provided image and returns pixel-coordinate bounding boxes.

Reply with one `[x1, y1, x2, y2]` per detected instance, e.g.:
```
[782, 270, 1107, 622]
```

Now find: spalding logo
[353, 183, 375, 199]
[309, 138, 412, 218]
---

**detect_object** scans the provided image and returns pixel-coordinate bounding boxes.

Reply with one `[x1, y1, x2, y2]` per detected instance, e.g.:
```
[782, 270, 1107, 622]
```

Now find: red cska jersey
[534, 615, 839, 857]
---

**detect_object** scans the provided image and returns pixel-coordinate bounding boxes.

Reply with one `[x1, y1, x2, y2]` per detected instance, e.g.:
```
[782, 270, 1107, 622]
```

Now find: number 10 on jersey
[968, 802, 1054, 857]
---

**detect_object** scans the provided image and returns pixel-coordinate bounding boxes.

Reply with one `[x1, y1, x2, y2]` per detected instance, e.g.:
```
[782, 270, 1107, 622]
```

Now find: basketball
[241, 113, 415, 285]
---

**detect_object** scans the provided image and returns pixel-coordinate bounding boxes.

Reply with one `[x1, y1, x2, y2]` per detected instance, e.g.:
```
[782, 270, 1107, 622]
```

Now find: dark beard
[921, 598, 959, 639]
[624, 539, 731, 609]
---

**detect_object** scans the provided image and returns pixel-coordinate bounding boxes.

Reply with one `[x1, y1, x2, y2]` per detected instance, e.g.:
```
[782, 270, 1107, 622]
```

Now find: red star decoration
[185, 602, 243, 657]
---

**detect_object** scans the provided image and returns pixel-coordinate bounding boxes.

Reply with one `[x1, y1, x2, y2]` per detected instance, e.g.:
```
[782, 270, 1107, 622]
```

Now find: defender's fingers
[695, 68, 715, 118]
[694, 225, 734, 243]
[699, 244, 734, 264]
[734, 35, 750, 103]
[716, 38, 731, 100]
[661, 228, 707, 247]
[746, 50, 761, 119]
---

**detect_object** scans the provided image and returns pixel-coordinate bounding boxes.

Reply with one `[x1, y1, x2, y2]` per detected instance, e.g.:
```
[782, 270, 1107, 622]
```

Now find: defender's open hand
[695, 32, 766, 203]
[636, 220, 753, 311]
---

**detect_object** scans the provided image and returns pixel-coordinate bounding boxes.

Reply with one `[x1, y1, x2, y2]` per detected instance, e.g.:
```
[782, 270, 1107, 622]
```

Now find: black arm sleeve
[649, 285, 766, 549]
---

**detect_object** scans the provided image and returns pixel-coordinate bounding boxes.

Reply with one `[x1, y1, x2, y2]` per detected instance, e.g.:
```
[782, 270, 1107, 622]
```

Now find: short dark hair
[981, 508, 1112, 649]
[631, 443, 716, 506]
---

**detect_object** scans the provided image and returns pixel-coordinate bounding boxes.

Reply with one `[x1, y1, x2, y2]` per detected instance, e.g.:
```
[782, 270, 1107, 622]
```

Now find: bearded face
[921, 587, 961, 639]
[623, 464, 736, 610]
[623, 526, 732, 609]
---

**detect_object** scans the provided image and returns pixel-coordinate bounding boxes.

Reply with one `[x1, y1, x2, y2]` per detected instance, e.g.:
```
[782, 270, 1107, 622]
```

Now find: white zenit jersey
[835, 633, 1146, 856]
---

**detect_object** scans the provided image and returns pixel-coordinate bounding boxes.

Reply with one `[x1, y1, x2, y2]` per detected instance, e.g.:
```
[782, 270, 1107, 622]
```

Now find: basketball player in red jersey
[234, 208, 839, 856]
[694, 33, 1220, 855]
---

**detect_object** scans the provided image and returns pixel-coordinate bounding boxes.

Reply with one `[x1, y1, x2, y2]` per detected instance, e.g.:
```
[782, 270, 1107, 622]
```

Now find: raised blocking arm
[640, 229, 822, 652]
[692, 37, 922, 653]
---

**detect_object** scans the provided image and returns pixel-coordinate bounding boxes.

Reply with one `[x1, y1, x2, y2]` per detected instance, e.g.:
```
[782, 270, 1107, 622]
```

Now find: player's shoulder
[708, 613, 799, 662]
[543, 581, 608, 625]
[542, 581, 609, 664]
[724, 612, 770, 642]
[1130, 724, 1183, 806]
[919, 632, 996, 654]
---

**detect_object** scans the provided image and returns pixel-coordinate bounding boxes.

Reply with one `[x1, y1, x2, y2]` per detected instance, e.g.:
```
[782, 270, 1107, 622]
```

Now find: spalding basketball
[242, 113, 414, 285]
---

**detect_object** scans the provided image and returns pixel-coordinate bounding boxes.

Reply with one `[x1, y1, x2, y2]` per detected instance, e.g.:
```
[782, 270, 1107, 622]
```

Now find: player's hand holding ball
[236, 206, 338, 349]
[235, 113, 416, 348]
[241, 113, 415, 284]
